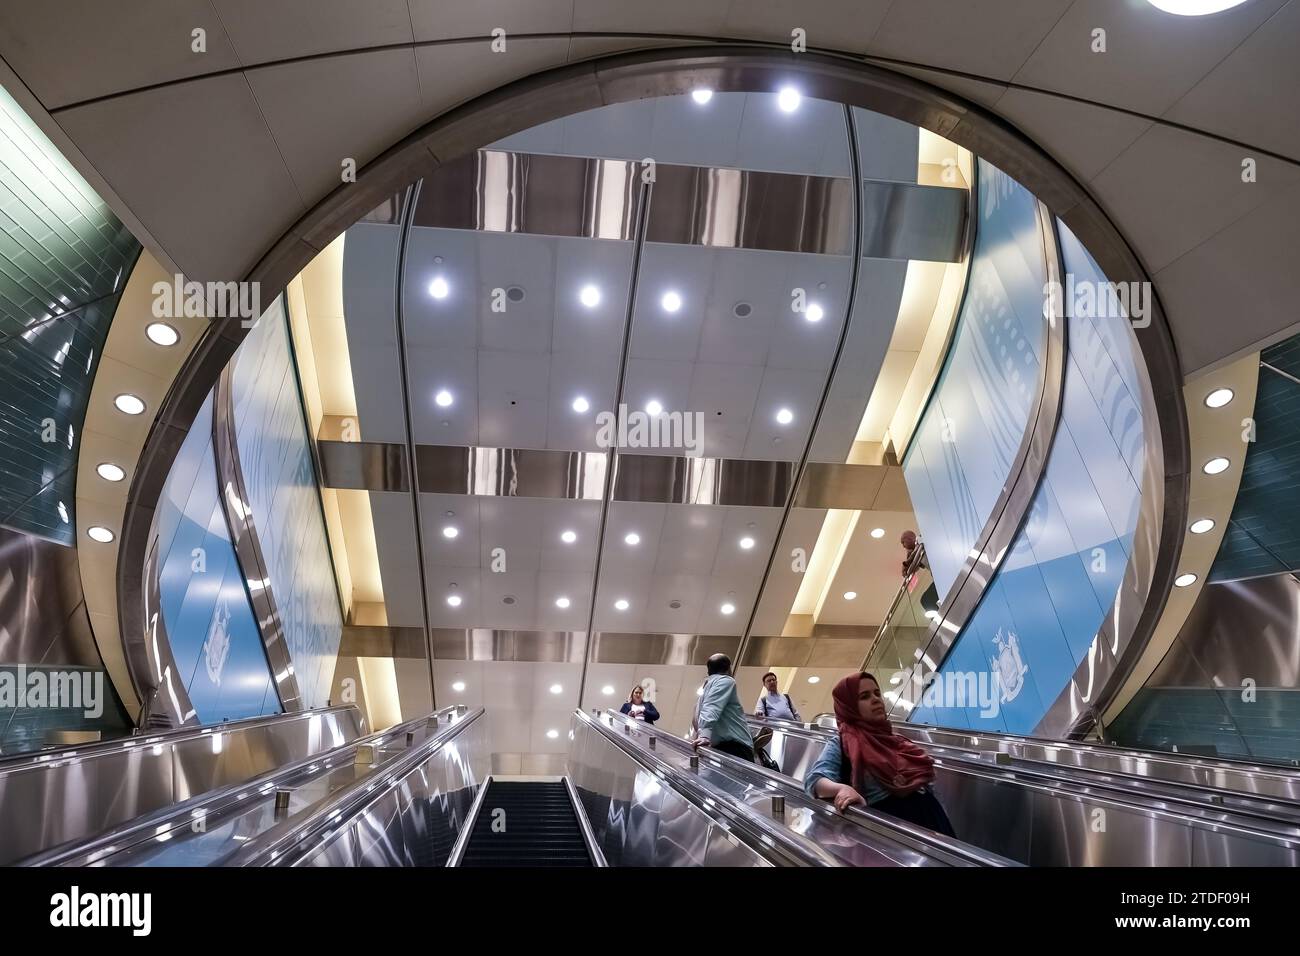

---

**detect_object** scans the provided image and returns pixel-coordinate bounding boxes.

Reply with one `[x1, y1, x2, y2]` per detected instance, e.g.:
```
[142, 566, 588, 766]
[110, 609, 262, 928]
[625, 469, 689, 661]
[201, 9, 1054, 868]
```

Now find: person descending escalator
[804, 672, 957, 837]
[754, 671, 801, 722]
[689, 654, 755, 762]
[619, 684, 660, 725]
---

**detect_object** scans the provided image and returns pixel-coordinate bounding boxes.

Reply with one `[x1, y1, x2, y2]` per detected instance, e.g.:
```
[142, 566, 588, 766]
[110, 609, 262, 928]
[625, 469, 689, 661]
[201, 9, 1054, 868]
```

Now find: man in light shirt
[754, 671, 800, 721]
[691, 653, 754, 761]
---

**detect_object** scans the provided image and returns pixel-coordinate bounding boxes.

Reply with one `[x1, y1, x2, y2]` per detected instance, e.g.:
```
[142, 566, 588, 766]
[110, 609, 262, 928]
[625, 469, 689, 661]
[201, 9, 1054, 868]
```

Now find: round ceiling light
[1203, 457, 1230, 475]
[844, 591, 857, 601]
[775, 407, 794, 425]
[1175, 572, 1199, 588]
[1204, 388, 1234, 408]
[446, 593, 462, 607]
[645, 399, 664, 416]
[602, 685, 615, 695]
[624, 532, 641, 546]
[546, 729, 559, 739]
[614, 599, 630, 611]
[1146, 0, 1249, 15]
[561, 530, 577, 544]
[691, 89, 713, 105]
[452, 680, 466, 692]
[739, 536, 755, 550]
[555, 596, 570, 609]
[428, 276, 449, 299]
[777, 87, 801, 112]
[579, 284, 601, 308]
[435, 389, 454, 408]
[145, 322, 179, 346]
[87, 526, 115, 543]
[807, 676, 820, 684]
[870, 527, 885, 539]
[96, 462, 126, 482]
[1189, 518, 1216, 534]
[661, 291, 682, 313]
[720, 602, 736, 615]
[804, 303, 824, 323]
[114, 393, 146, 416]
[550, 683, 563, 695]
[572, 395, 590, 413]
[443, 526, 459, 540]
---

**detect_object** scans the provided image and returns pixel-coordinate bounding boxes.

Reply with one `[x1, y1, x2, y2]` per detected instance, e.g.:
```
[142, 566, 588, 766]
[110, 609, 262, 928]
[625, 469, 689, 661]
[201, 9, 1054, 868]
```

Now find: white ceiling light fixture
[775, 408, 794, 426]
[807, 676, 820, 684]
[446, 594, 462, 607]
[561, 530, 578, 544]
[550, 683, 563, 695]
[660, 291, 682, 313]
[739, 536, 755, 550]
[546, 729, 560, 739]
[579, 284, 601, 308]
[720, 602, 736, 615]
[96, 462, 126, 482]
[1146, 0, 1249, 15]
[691, 88, 713, 105]
[572, 396, 590, 414]
[805, 303, 824, 323]
[435, 389, 454, 408]
[452, 680, 466, 692]
[442, 525, 458, 539]
[555, 596, 571, 609]
[614, 599, 630, 611]
[843, 591, 857, 601]
[1174, 572, 1199, 588]
[1189, 518, 1216, 534]
[1203, 457, 1230, 475]
[777, 87, 802, 112]
[114, 393, 146, 416]
[1204, 388, 1234, 408]
[145, 322, 179, 346]
[645, 399, 664, 417]
[87, 526, 115, 543]
[870, 527, 885, 539]
[601, 685, 615, 695]
[428, 276, 449, 299]
[624, 532, 641, 546]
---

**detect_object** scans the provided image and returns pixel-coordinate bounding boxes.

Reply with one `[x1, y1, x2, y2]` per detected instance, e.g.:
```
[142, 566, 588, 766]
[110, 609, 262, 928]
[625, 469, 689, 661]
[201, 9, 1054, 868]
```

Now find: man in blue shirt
[754, 671, 800, 721]
[690, 654, 754, 762]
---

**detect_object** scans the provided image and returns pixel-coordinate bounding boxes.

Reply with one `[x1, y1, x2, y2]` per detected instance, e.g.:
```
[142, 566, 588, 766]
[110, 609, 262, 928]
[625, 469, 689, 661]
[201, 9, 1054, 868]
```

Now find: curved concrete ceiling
[0, 0, 1295, 381]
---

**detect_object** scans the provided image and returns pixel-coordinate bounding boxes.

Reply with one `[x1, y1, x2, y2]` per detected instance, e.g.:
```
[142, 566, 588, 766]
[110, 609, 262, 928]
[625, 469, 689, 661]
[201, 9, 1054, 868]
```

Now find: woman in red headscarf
[804, 672, 956, 836]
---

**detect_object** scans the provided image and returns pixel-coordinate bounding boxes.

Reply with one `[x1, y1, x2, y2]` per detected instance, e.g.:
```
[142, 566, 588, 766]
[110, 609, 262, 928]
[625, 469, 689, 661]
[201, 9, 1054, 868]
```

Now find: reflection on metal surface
[432, 629, 586, 663]
[418, 445, 607, 500]
[133, 536, 194, 730]
[415, 151, 642, 241]
[317, 441, 409, 492]
[588, 633, 741, 666]
[613, 453, 793, 506]
[859, 180, 966, 263]
[339, 625, 427, 659]
[212, 365, 301, 712]
[792, 462, 890, 509]
[0, 705, 363, 865]
[890, 200, 1068, 716]
[739, 634, 870, 668]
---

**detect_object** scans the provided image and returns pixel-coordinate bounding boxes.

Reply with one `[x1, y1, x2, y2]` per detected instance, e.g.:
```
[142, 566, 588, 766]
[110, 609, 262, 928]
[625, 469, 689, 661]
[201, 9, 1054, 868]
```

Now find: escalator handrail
[23, 706, 462, 866]
[563, 774, 608, 867]
[228, 707, 487, 867]
[620, 712, 1016, 867]
[755, 717, 1300, 845]
[0, 704, 364, 773]
[445, 773, 495, 868]
[576, 709, 842, 867]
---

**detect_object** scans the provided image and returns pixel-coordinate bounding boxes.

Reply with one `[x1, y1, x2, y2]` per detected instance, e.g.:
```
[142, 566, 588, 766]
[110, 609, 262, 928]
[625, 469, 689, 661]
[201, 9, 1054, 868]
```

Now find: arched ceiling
[0, 0, 1295, 376]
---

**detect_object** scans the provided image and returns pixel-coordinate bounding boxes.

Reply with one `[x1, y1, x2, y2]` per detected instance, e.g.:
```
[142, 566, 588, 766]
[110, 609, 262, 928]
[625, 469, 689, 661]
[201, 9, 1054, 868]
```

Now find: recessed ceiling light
[428, 276, 449, 299]
[645, 399, 664, 416]
[114, 393, 146, 416]
[777, 87, 801, 112]
[96, 462, 126, 482]
[601, 685, 615, 695]
[452, 680, 466, 692]
[739, 536, 755, 550]
[870, 527, 885, 539]
[807, 676, 820, 684]
[691, 88, 713, 105]
[805, 303, 824, 323]
[775, 408, 794, 426]
[572, 395, 590, 413]
[1204, 388, 1234, 408]
[442, 526, 458, 539]
[435, 389, 453, 408]
[561, 530, 577, 544]
[87, 526, 115, 543]
[844, 591, 857, 601]
[1174, 572, 1198, 588]
[1190, 518, 1216, 534]
[446, 594, 462, 607]
[555, 596, 570, 609]
[550, 683, 563, 695]
[1203, 457, 1230, 475]
[720, 602, 736, 615]
[145, 322, 179, 346]
[614, 599, 630, 611]
[1146, 0, 1249, 15]
[624, 532, 641, 546]
[546, 729, 559, 739]
[580, 284, 601, 308]
[661, 291, 682, 313]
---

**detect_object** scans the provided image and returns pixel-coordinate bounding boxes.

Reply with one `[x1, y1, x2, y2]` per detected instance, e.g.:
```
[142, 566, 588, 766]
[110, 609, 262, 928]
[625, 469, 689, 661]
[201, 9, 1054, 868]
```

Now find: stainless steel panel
[431, 629, 586, 663]
[587, 633, 740, 666]
[612, 454, 794, 507]
[417, 445, 606, 500]
[339, 625, 426, 659]
[859, 180, 966, 263]
[316, 440, 410, 492]
[792, 462, 889, 509]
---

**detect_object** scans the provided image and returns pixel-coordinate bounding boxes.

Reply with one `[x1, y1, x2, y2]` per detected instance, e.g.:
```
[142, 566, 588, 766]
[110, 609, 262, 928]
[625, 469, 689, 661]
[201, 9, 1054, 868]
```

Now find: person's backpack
[760, 693, 795, 719]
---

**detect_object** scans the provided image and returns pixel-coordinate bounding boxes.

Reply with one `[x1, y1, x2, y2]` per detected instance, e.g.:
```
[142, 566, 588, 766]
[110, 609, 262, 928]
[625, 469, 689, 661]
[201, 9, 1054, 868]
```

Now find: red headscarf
[832, 672, 935, 798]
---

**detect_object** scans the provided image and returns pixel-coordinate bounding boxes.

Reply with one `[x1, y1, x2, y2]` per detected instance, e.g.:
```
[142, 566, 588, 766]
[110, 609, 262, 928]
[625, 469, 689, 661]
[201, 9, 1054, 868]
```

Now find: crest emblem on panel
[991, 629, 1027, 703]
[204, 600, 232, 685]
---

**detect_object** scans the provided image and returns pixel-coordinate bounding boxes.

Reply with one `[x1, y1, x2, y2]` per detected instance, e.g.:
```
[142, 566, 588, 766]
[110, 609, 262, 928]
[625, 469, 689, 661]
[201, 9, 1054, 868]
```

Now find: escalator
[448, 779, 601, 867]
